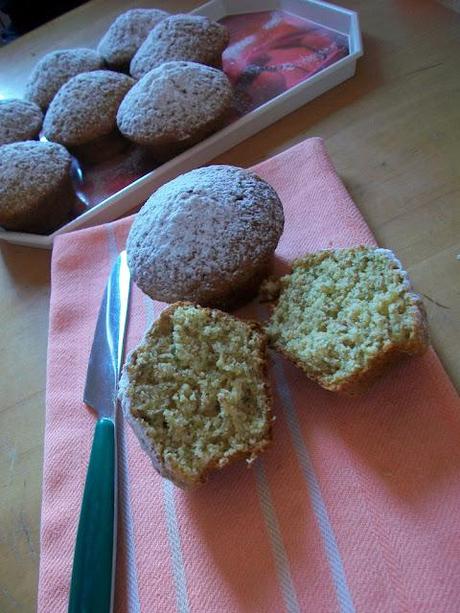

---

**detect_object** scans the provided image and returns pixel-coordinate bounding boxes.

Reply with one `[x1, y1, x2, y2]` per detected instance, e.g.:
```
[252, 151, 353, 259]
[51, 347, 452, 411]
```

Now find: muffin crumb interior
[127, 305, 270, 480]
[266, 248, 423, 388]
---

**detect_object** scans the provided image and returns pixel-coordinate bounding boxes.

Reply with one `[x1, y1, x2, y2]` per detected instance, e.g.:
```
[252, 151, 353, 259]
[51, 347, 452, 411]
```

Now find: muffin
[264, 247, 429, 395]
[97, 8, 169, 70]
[126, 165, 284, 308]
[0, 99, 43, 146]
[24, 48, 104, 111]
[43, 70, 135, 162]
[119, 302, 272, 488]
[0, 141, 74, 234]
[117, 61, 233, 155]
[130, 14, 229, 79]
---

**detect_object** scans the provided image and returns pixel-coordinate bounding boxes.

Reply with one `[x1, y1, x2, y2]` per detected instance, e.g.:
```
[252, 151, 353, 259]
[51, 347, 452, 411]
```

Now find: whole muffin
[117, 61, 233, 155]
[97, 8, 169, 70]
[127, 165, 285, 308]
[43, 70, 135, 162]
[0, 99, 43, 146]
[0, 141, 74, 234]
[130, 14, 229, 79]
[24, 48, 104, 111]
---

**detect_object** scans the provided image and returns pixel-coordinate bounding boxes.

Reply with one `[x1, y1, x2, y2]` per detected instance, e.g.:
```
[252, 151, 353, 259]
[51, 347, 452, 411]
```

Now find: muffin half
[264, 247, 429, 394]
[119, 303, 273, 487]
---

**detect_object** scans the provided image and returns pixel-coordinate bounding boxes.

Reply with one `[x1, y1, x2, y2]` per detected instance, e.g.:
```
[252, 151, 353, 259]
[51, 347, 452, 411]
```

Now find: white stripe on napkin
[163, 479, 190, 613]
[272, 353, 356, 613]
[255, 460, 300, 613]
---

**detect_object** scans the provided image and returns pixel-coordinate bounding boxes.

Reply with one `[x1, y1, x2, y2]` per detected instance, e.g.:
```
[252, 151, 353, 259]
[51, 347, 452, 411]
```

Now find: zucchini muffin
[130, 14, 229, 79]
[97, 8, 169, 70]
[119, 303, 272, 488]
[117, 61, 233, 154]
[0, 99, 43, 146]
[264, 247, 429, 395]
[0, 141, 73, 234]
[24, 48, 104, 111]
[126, 165, 284, 308]
[43, 70, 135, 162]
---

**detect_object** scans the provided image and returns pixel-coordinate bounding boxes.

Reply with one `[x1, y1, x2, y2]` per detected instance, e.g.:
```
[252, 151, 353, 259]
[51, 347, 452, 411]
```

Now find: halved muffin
[264, 247, 429, 395]
[119, 303, 272, 487]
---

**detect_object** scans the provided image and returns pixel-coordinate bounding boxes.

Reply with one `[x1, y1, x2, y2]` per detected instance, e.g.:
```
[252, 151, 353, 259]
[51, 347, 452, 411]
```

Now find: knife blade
[68, 250, 131, 613]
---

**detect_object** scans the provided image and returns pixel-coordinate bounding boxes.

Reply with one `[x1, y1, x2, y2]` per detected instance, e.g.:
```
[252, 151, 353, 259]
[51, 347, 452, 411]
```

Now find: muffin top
[117, 61, 233, 146]
[0, 140, 71, 214]
[0, 99, 43, 145]
[24, 48, 104, 110]
[43, 70, 135, 147]
[130, 14, 229, 79]
[126, 165, 284, 304]
[97, 8, 169, 68]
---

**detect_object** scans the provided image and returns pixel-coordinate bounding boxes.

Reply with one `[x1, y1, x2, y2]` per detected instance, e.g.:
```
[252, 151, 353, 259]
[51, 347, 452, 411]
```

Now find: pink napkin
[39, 138, 460, 612]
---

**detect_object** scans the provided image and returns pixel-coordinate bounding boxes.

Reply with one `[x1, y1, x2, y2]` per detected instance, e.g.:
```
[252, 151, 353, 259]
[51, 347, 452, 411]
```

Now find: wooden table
[0, 1, 458, 610]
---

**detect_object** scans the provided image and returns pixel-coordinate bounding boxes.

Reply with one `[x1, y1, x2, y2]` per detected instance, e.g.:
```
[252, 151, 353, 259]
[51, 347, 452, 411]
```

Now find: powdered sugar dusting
[43, 70, 135, 146]
[24, 48, 104, 110]
[117, 61, 233, 145]
[130, 14, 229, 79]
[97, 8, 169, 67]
[0, 140, 71, 208]
[0, 99, 43, 145]
[127, 165, 284, 304]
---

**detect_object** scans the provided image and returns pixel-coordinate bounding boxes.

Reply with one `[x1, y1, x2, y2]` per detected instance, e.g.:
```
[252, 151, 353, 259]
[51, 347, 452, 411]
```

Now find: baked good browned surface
[97, 8, 169, 69]
[43, 70, 135, 161]
[117, 61, 233, 153]
[126, 165, 284, 308]
[24, 48, 104, 110]
[130, 14, 229, 79]
[119, 302, 272, 488]
[264, 246, 429, 395]
[0, 99, 43, 146]
[0, 141, 74, 234]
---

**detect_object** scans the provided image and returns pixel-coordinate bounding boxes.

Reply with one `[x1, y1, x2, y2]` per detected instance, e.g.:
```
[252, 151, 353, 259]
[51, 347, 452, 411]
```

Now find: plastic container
[0, 0, 362, 248]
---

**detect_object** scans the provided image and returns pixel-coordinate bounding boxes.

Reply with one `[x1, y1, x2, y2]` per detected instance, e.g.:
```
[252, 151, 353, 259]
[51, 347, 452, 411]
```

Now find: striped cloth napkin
[38, 137, 460, 612]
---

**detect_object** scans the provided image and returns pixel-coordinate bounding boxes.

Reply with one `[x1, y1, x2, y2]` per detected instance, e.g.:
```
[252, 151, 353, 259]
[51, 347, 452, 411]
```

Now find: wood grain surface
[0, 1, 459, 611]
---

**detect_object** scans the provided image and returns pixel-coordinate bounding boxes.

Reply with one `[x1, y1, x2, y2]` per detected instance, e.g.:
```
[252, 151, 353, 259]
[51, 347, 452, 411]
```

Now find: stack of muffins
[0, 9, 234, 234]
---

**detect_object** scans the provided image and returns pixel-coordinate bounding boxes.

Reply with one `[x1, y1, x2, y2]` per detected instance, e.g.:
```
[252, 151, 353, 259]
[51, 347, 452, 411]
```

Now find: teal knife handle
[68, 418, 116, 613]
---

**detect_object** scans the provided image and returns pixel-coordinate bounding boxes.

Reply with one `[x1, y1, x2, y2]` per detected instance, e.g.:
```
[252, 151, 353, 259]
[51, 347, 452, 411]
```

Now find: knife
[68, 250, 131, 613]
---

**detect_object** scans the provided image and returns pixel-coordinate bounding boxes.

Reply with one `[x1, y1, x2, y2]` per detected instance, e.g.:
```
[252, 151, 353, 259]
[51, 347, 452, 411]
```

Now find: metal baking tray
[0, 0, 362, 248]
